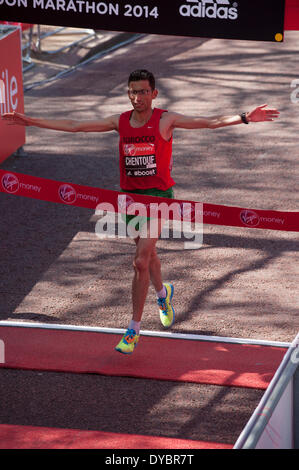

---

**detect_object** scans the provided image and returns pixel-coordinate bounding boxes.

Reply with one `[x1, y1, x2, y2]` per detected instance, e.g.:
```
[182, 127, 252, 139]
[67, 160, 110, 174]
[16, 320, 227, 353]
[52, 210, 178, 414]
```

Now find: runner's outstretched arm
[1, 111, 119, 133]
[167, 104, 280, 130]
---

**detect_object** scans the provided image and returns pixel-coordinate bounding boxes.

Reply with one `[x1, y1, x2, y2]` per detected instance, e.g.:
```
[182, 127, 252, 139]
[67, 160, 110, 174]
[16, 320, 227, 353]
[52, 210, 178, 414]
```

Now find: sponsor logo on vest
[124, 143, 155, 156]
[179, 0, 238, 20]
[125, 144, 137, 156]
[133, 169, 156, 176]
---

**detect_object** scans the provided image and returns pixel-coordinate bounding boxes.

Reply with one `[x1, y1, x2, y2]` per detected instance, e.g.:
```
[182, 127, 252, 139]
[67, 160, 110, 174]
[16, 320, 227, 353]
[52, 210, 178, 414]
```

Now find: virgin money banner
[0, 0, 286, 42]
[0, 170, 298, 232]
[0, 27, 25, 163]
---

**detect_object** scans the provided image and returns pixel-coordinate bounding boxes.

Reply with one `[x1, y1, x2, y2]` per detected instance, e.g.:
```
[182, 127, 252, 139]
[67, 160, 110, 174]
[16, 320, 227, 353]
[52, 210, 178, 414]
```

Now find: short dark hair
[128, 69, 156, 91]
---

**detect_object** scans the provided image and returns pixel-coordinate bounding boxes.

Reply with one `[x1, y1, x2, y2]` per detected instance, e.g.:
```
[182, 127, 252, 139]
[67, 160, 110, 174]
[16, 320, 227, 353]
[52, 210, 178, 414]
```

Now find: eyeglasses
[128, 89, 152, 97]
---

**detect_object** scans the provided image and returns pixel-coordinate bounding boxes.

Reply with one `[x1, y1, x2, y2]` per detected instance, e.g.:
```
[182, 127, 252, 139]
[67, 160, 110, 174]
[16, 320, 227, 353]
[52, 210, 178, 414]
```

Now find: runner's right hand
[1, 112, 30, 126]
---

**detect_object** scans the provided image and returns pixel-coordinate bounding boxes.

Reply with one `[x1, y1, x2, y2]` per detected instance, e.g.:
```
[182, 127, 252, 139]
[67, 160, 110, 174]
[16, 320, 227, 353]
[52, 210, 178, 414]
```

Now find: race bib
[123, 143, 157, 177]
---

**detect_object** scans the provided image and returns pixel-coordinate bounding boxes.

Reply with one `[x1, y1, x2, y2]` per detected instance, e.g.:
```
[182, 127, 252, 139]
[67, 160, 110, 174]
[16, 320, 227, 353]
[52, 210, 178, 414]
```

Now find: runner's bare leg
[132, 220, 163, 321]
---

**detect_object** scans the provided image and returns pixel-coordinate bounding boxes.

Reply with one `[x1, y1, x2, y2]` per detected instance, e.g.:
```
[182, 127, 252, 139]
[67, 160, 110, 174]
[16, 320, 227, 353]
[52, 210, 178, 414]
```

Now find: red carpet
[0, 424, 233, 449]
[0, 326, 287, 389]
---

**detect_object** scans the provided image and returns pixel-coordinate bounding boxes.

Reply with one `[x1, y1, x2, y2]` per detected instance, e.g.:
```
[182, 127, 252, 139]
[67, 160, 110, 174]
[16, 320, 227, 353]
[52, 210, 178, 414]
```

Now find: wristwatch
[240, 112, 249, 124]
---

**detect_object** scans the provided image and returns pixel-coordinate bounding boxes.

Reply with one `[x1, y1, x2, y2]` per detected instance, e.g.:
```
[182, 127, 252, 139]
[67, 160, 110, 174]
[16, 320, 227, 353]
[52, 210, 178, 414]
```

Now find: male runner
[2, 69, 280, 355]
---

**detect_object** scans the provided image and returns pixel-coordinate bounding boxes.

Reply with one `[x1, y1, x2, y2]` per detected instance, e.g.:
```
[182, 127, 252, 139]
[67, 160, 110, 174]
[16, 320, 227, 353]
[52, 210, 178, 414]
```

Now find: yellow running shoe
[157, 283, 175, 328]
[115, 328, 140, 355]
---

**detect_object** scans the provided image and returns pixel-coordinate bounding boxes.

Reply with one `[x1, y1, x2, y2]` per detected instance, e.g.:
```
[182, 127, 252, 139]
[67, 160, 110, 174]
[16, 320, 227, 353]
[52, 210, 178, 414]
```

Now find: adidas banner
[0, 0, 286, 42]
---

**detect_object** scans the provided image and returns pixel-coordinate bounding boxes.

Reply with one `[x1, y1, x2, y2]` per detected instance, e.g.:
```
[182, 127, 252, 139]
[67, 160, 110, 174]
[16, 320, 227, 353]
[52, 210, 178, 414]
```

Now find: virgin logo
[124, 144, 136, 156]
[180, 202, 195, 222]
[240, 209, 260, 227]
[124, 143, 155, 156]
[1, 173, 19, 194]
[58, 184, 77, 204]
[118, 193, 135, 213]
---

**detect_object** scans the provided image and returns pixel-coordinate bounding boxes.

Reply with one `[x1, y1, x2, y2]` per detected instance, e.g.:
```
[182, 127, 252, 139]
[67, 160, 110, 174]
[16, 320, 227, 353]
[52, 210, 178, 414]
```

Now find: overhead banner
[0, 0, 286, 42]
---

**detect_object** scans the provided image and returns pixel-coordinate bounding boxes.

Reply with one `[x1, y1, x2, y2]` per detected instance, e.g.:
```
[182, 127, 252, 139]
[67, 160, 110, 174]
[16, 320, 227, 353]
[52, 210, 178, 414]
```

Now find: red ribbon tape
[0, 170, 298, 232]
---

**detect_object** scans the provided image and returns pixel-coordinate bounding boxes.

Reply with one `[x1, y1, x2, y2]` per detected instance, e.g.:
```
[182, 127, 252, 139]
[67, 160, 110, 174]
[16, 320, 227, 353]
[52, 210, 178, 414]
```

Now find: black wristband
[240, 112, 249, 124]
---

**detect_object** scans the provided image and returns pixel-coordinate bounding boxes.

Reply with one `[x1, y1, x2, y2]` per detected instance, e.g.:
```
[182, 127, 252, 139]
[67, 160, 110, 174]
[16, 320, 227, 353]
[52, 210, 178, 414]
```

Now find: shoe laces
[124, 328, 136, 342]
[157, 297, 167, 313]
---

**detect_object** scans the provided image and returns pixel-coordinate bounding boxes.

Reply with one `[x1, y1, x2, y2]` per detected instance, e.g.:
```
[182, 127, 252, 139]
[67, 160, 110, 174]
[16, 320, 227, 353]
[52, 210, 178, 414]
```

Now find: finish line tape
[0, 169, 298, 232]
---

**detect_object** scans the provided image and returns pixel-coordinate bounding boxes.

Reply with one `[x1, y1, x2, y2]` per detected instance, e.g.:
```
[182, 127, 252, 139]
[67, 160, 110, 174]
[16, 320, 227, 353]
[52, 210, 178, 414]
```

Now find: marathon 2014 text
[0, 0, 159, 19]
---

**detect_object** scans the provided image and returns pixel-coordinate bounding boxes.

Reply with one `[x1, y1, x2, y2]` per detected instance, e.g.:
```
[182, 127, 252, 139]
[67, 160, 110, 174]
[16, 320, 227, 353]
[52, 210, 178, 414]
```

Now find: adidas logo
[179, 0, 238, 20]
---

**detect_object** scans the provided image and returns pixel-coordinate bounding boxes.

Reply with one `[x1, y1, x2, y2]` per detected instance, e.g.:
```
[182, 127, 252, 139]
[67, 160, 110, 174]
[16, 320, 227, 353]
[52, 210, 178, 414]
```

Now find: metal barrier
[0, 22, 97, 71]
[33, 26, 97, 54]
[234, 332, 299, 449]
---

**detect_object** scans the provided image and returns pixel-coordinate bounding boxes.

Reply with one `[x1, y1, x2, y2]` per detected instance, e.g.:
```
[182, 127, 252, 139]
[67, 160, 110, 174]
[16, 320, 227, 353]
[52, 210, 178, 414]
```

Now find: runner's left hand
[247, 104, 280, 122]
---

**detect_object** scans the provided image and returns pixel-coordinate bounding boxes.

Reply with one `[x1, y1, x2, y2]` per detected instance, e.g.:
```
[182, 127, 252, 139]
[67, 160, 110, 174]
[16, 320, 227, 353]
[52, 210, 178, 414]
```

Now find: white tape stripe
[0, 320, 290, 348]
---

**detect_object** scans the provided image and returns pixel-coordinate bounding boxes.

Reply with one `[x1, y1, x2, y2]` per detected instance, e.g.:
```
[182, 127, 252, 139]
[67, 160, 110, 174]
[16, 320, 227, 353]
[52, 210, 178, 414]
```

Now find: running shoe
[115, 328, 140, 355]
[157, 283, 175, 328]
